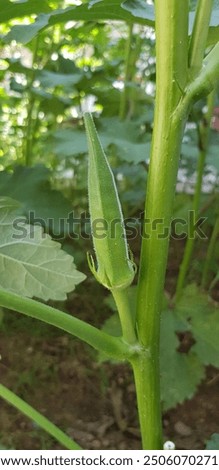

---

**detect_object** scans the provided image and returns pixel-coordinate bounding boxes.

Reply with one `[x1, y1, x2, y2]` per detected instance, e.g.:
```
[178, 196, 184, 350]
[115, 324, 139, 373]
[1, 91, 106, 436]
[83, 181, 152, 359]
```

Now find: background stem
[175, 90, 215, 300]
[24, 36, 39, 166]
[201, 216, 219, 289]
[119, 23, 133, 120]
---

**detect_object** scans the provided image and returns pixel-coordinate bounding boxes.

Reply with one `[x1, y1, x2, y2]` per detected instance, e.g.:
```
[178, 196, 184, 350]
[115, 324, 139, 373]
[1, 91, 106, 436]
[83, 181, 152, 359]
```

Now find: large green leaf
[5, 14, 50, 45]
[3, 0, 218, 48]
[51, 119, 150, 164]
[160, 310, 205, 411]
[4, 0, 155, 44]
[99, 117, 150, 164]
[176, 284, 219, 368]
[121, 0, 154, 22]
[36, 69, 83, 89]
[51, 129, 88, 158]
[1, 0, 51, 23]
[0, 197, 85, 301]
[0, 165, 74, 237]
[48, 1, 154, 26]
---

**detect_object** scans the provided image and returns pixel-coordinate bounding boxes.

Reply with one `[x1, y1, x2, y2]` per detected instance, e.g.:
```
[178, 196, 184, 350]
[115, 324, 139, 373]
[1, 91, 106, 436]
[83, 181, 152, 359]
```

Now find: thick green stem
[175, 91, 215, 301]
[112, 288, 137, 344]
[201, 216, 219, 289]
[0, 384, 81, 450]
[189, 0, 214, 73]
[135, 0, 189, 450]
[119, 23, 133, 120]
[0, 289, 132, 361]
[131, 350, 161, 449]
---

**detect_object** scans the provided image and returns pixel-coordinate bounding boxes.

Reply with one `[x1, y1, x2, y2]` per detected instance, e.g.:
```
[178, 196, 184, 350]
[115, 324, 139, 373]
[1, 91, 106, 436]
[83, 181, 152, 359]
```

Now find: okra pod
[84, 113, 135, 290]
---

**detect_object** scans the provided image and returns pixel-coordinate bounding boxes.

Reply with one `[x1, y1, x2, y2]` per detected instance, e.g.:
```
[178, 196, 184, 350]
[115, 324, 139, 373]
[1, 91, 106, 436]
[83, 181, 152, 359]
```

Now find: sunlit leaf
[1, 0, 51, 23]
[41, 1, 154, 30]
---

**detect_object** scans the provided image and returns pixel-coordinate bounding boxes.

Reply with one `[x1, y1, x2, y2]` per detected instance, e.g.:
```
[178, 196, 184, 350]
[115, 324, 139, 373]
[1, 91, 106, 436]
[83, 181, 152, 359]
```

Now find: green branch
[181, 43, 219, 112]
[0, 289, 132, 361]
[0, 384, 81, 450]
[189, 0, 214, 72]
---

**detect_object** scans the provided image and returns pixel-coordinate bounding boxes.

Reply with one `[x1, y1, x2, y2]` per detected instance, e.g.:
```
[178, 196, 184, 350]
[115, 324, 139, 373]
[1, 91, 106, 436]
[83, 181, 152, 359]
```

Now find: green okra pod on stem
[84, 112, 135, 291]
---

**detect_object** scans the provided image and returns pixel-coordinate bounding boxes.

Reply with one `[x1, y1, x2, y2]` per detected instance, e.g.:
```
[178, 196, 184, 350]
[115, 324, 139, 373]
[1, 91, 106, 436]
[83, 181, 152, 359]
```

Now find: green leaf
[4, 0, 155, 42]
[4, 14, 49, 45]
[176, 284, 219, 368]
[89, 0, 103, 6]
[160, 310, 205, 411]
[206, 433, 219, 450]
[0, 197, 86, 301]
[51, 129, 88, 157]
[36, 69, 82, 89]
[99, 117, 150, 164]
[52, 119, 150, 164]
[1, 0, 51, 23]
[207, 27, 219, 47]
[0, 165, 74, 237]
[121, 0, 155, 21]
[61, 1, 154, 25]
[36, 1, 154, 31]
